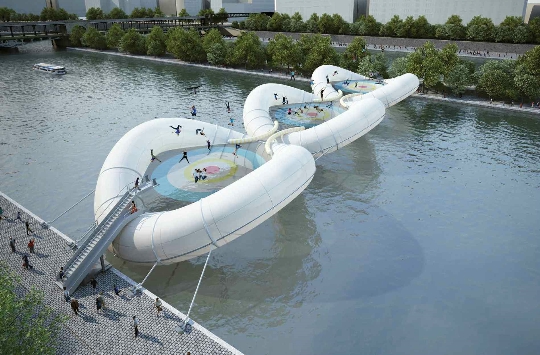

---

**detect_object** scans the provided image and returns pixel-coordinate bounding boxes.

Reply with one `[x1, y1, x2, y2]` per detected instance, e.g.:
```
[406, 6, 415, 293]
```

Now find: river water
[2, 42, 540, 355]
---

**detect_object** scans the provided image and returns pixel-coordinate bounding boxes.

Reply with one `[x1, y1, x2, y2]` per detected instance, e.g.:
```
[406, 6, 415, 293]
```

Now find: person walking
[114, 284, 121, 296]
[9, 237, 15, 253]
[25, 221, 33, 236]
[130, 201, 137, 214]
[290, 70, 295, 80]
[90, 277, 98, 293]
[179, 151, 189, 164]
[191, 105, 197, 117]
[155, 297, 163, 317]
[22, 254, 33, 269]
[150, 149, 162, 163]
[58, 266, 65, 280]
[134, 177, 140, 191]
[0, 206, 3, 221]
[320, 88, 325, 101]
[15, 211, 22, 221]
[70, 298, 79, 315]
[133, 316, 140, 338]
[206, 139, 211, 152]
[228, 117, 235, 126]
[27, 238, 35, 253]
[63, 287, 71, 302]
[96, 296, 102, 313]
[97, 292, 106, 310]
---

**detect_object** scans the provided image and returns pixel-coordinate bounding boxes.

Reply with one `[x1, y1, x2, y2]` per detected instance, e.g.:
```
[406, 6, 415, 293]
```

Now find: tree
[147, 26, 167, 56]
[305, 13, 320, 33]
[267, 12, 285, 32]
[0, 262, 66, 354]
[207, 42, 228, 66]
[439, 43, 459, 76]
[107, 7, 128, 19]
[340, 36, 368, 71]
[119, 28, 143, 54]
[513, 26, 530, 44]
[216, 7, 228, 24]
[130, 7, 145, 18]
[230, 31, 266, 69]
[407, 41, 443, 91]
[105, 23, 124, 48]
[86, 7, 104, 20]
[357, 15, 381, 36]
[397, 16, 415, 37]
[388, 56, 408, 78]
[198, 8, 214, 17]
[380, 15, 402, 37]
[318, 13, 335, 34]
[529, 17, 540, 44]
[413, 16, 433, 38]
[466, 16, 495, 41]
[476, 60, 516, 99]
[178, 8, 189, 17]
[518, 45, 540, 77]
[444, 15, 466, 39]
[288, 12, 305, 32]
[166, 28, 206, 62]
[357, 56, 376, 77]
[357, 53, 388, 78]
[82, 27, 107, 49]
[494, 25, 514, 42]
[332, 14, 349, 35]
[298, 34, 339, 75]
[69, 25, 86, 47]
[514, 65, 540, 102]
[444, 64, 469, 95]
[0, 7, 16, 21]
[266, 33, 302, 70]
[202, 28, 224, 53]
[280, 13, 292, 32]
[244, 13, 270, 31]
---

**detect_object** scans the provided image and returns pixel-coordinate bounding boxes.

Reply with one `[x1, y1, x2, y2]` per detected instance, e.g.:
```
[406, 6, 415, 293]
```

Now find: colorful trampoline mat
[272, 102, 345, 127]
[333, 79, 385, 94]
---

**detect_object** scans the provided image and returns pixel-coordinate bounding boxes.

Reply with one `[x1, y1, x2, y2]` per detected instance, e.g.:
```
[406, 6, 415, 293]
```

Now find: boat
[33, 63, 66, 75]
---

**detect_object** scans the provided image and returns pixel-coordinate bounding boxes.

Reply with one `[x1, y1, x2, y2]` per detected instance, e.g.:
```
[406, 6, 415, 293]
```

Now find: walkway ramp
[62, 183, 151, 293]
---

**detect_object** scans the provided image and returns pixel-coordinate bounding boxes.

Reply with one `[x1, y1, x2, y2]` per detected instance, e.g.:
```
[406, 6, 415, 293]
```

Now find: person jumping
[226, 102, 231, 113]
[179, 151, 189, 164]
[206, 139, 211, 152]
[233, 144, 241, 156]
[195, 128, 205, 136]
[150, 149, 162, 162]
[170, 125, 182, 135]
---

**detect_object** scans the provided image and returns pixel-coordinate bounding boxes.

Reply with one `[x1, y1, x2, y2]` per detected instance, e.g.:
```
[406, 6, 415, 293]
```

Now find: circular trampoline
[333, 79, 385, 94]
[271, 102, 345, 127]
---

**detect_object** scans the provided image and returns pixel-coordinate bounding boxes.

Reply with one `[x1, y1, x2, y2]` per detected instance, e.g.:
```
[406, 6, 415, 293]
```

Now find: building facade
[524, 0, 540, 23]
[210, 0, 274, 14]
[275, 0, 367, 23]
[84, 0, 158, 15]
[367, 0, 528, 25]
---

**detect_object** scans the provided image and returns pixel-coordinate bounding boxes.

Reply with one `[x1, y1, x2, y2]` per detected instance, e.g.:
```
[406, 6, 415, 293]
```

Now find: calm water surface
[1, 42, 540, 355]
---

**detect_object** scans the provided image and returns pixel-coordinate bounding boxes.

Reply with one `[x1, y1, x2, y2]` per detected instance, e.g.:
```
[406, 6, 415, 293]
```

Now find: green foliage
[298, 34, 339, 75]
[231, 21, 239, 29]
[146, 26, 167, 56]
[318, 13, 335, 34]
[107, 7, 128, 19]
[198, 8, 214, 17]
[86, 7, 104, 20]
[355, 15, 381, 36]
[0, 7, 16, 21]
[466, 16, 495, 41]
[494, 25, 514, 43]
[153, 7, 165, 18]
[513, 26, 530, 44]
[529, 18, 540, 44]
[500, 16, 523, 29]
[39, 7, 76, 21]
[207, 42, 229, 66]
[119, 28, 144, 54]
[178, 8, 189, 17]
[476, 60, 516, 99]
[517, 45, 540, 77]
[413, 16, 433, 38]
[332, 14, 349, 35]
[130, 7, 155, 18]
[106, 23, 124, 48]
[340, 36, 368, 71]
[288, 12, 305, 32]
[357, 53, 388, 78]
[0, 262, 66, 354]
[267, 33, 302, 70]
[230, 31, 266, 69]
[267, 12, 285, 31]
[514, 64, 540, 101]
[82, 27, 107, 49]
[439, 43, 459, 76]
[305, 13, 320, 33]
[216, 8, 228, 24]
[69, 25, 86, 47]
[444, 64, 470, 94]
[397, 16, 415, 37]
[244, 13, 270, 31]
[202, 28, 224, 52]
[407, 41, 443, 89]
[388, 56, 408, 78]
[166, 28, 206, 62]
[380, 15, 402, 37]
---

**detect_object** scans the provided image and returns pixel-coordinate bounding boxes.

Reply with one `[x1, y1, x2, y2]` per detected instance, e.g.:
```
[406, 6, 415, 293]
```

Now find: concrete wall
[275, 0, 356, 23]
[524, 2, 540, 23]
[211, 0, 274, 14]
[368, 0, 528, 25]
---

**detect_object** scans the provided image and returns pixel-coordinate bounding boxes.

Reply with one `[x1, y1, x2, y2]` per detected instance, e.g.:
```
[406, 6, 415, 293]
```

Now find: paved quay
[0, 191, 244, 355]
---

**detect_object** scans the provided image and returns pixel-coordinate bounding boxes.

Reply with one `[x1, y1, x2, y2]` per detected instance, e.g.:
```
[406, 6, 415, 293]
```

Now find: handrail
[265, 127, 305, 156]
[228, 121, 279, 144]
[44, 188, 95, 226]
[219, 128, 233, 159]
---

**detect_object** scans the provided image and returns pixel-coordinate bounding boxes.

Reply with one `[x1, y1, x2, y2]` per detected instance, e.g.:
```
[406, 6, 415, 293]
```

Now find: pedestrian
[273, 93, 278, 100]
[22, 254, 33, 269]
[233, 144, 241, 156]
[191, 105, 197, 117]
[15, 211, 22, 221]
[179, 151, 190, 164]
[320, 88, 325, 101]
[490, 98, 493, 104]
[63, 287, 71, 302]
[96, 296, 102, 313]
[226, 101, 231, 113]
[28, 238, 35, 253]
[326, 74, 329, 83]
[70, 298, 79, 315]
[58, 266, 65, 280]
[170, 125, 182, 135]
[90, 277, 98, 293]
[114, 284, 121, 296]
[155, 297, 163, 317]
[282, 96, 286, 105]
[193, 169, 199, 183]
[25, 221, 33, 236]
[290, 70, 295, 80]
[9, 237, 16, 253]
[130, 201, 137, 214]
[133, 316, 140, 338]
[0, 206, 3, 221]
[228, 117, 235, 126]
[98, 292, 106, 310]
[134, 177, 140, 191]
[150, 149, 162, 163]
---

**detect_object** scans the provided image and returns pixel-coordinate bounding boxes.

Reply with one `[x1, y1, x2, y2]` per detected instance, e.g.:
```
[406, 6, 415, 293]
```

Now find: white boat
[33, 63, 66, 75]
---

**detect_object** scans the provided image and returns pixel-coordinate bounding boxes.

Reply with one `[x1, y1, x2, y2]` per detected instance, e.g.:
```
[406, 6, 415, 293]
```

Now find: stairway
[61, 183, 151, 293]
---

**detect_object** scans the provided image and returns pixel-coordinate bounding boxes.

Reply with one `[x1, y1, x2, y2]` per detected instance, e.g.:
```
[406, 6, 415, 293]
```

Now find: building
[210, 0, 274, 14]
[524, 0, 540, 23]
[275, 0, 367, 23]
[367, 0, 528, 25]
[84, 0, 158, 15]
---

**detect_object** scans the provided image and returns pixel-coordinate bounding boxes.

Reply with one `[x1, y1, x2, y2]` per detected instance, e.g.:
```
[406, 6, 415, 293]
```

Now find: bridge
[0, 14, 239, 48]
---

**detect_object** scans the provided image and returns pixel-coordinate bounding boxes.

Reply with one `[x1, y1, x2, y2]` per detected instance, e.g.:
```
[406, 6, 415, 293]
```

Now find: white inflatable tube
[311, 65, 368, 102]
[95, 118, 316, 265]
[340, 73, 420, 108]
[228, 120, 279, 144]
